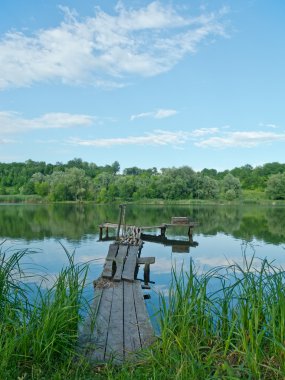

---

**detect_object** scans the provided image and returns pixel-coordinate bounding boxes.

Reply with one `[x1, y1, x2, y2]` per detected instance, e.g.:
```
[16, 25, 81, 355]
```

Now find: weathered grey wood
[137, 257, 155, 265]
[79, 239, 156, 364]
[133, 281, 155, 347]
[102, 260, 114, 278]
[123, 281, 141, 358]
[105, 283, 124, 363]
[122, 246, 138, 281]
[89, 286, 114, 362]
[106, 244, 119, 260]
[102, 244, 119, 278]
[113, 245, 128, 281]
[144, 263, 150, 285]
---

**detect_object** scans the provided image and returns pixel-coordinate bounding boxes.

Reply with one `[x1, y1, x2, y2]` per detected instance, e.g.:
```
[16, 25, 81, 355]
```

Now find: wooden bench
[78, 280, 155, 363]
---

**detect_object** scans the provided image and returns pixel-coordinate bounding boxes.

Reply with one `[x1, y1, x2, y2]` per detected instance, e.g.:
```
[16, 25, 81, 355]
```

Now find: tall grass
[2, 244, 285, 379]
[106, 256, 285, 379]
[0, 244, 91, 379]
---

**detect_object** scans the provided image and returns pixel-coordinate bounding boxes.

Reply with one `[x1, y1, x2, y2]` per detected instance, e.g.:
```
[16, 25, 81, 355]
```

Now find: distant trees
[266, 173, 285, 200]
[1, 158, 285, 202]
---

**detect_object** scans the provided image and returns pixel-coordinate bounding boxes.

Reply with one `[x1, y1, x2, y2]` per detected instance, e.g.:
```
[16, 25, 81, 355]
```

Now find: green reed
[0, 244, 90, 379]
[105, 256, 285, 380]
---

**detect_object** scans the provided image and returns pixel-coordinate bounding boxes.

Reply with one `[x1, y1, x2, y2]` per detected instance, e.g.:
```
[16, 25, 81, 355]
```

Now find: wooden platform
[78, 279, 155, 363]
[99, 218, 197, 241]
[78, 242, 156, 363]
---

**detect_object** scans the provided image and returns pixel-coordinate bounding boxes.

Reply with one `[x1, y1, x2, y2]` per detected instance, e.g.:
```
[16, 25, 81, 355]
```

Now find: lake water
[1, 203, 285, 317]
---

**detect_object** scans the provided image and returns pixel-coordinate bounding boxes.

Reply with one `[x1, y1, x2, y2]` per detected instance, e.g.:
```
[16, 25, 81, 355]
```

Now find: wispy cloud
[259, 122, 279, 129]
[0, 138, 14, 144]
[196, 130, 285, 148]
[0, 111, 95, 134]
[0, 2, 228, 89]
[130, 108, 177, 121]
[69, 129, 190, 148]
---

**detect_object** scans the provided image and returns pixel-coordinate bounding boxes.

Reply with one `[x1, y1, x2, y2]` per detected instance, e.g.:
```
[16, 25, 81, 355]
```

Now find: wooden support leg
[106, 227, 109, 238]
[99, 226, 103, 240]
[160, 227, 166, 237]
[144, 263, 150, 285]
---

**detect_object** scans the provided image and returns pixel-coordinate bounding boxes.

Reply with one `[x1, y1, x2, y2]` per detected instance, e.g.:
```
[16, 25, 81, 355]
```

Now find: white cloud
[0, 2, 227, 89]
[0, 111, 95, 134]
[190, 127, 219, 137]
[196, 130, 285, 148]
[130, 108, 177, 121]
[69, 129, 190, 148]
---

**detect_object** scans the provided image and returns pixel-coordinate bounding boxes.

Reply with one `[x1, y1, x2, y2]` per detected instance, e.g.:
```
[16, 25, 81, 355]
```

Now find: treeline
[0, 159, 285, 202]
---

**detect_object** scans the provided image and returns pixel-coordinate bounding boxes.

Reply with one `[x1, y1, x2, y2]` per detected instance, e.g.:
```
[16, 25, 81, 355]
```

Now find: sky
[0, 0, 284, 171]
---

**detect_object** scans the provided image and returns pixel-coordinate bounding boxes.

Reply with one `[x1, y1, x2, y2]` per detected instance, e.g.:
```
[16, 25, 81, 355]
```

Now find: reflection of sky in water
[3, 231, 285, 314]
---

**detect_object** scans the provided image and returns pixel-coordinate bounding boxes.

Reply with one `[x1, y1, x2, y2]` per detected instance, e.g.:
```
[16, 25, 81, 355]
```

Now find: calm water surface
[1, 203, 285, 315]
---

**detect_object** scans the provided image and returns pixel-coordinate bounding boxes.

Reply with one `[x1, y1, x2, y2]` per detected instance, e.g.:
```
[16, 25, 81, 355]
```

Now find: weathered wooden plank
[105, 283, 124, 363]
[124, 281, 141, 358]
[122, 245, 138, 281]
[133, 281, 155, 347]
[106, 244, 119, 260]
[102, 244, 119, 278]
[171, 217, 191, 225]
[102, 260, 113, 278]
[137, 257, 155, 265]
[113, 245, 128, 281]
[88, 286, 114, 362]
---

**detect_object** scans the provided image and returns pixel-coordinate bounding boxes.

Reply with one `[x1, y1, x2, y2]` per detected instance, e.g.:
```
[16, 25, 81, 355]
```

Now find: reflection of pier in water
[140, 233, 198, 253]
[99, 217, 199, 254]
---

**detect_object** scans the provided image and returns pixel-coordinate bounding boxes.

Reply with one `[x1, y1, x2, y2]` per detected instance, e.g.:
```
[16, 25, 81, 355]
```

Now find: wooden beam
[137, 257, 155, 265]
[122, 245, 138, 281]
[105, 284, 124, 363]
[89, 286, 114, 362]
[124, 281, 141, 358]
[113, 245, 129, 281]
[133, 281, 155, 347]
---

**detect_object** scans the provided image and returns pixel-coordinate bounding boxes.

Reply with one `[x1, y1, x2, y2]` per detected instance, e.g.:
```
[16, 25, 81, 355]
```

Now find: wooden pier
[78, 242, 156, 363]
[99, 217, 197, 241]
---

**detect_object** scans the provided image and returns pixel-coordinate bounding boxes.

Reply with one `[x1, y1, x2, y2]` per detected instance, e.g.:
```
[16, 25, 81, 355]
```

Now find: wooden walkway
[78, 242, 155, 363]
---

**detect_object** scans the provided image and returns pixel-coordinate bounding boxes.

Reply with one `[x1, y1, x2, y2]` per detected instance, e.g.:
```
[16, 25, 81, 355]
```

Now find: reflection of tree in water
[1, 204, 285, 245]
[0, 204, 98, 241]
[265, 208, 285, 243]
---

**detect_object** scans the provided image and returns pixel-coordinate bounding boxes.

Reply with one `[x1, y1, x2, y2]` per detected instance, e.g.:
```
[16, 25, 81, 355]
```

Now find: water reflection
[1, 203, 285, 293]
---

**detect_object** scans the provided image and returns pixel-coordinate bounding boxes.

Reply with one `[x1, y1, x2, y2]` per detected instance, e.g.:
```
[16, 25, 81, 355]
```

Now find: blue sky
[0, 0, 284, 171]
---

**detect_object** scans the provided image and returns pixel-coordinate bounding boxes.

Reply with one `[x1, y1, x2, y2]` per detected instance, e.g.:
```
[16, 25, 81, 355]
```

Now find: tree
[222, 174, 241, 199]
[193, 175, 219, 199]
[266, 173, 285, 200]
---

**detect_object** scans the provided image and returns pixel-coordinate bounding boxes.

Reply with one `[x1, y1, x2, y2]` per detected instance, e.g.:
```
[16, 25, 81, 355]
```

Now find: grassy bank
[1, 247, 285, 379]
[0, 194, 44, 203]
[1, 191, 284, 206]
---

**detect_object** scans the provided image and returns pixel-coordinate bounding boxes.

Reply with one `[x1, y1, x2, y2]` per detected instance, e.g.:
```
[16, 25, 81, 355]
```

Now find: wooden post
[106, 227, 109, 238]
[99, 226, 103, 240]
[144, 263, 150, 285]
[188, 226, 193, 238]
[116, 204, 125, 240]
[160, 226, 166, 237]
